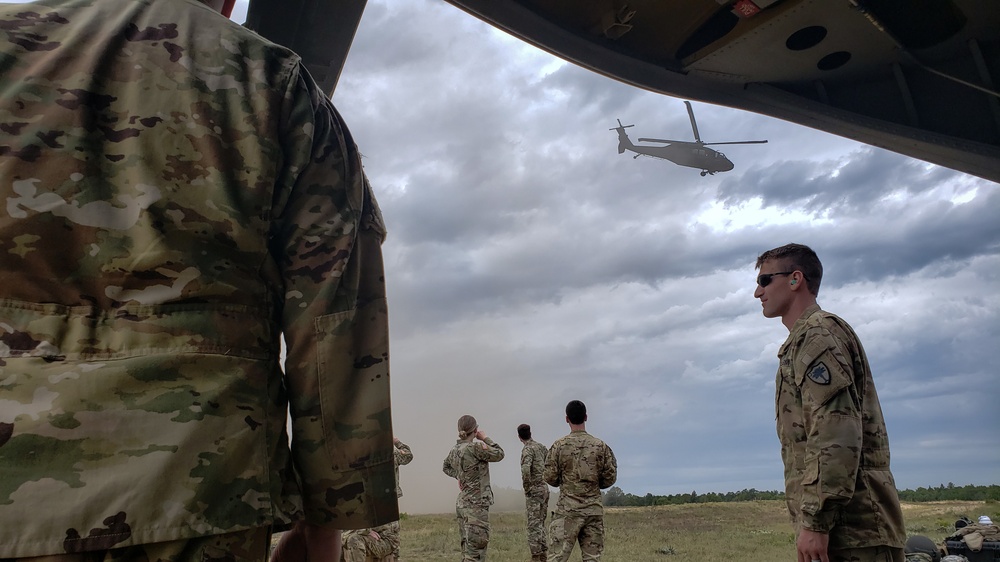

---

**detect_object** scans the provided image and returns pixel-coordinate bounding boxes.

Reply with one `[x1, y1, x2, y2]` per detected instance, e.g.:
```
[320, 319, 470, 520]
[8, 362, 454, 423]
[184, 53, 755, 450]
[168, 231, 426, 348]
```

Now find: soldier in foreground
[443, 415, 505, 561]
[544, 400, 618, 562]
[518, 423, 550, 562]
[754, 243, 905, 562]
[0, 0, 396, 560]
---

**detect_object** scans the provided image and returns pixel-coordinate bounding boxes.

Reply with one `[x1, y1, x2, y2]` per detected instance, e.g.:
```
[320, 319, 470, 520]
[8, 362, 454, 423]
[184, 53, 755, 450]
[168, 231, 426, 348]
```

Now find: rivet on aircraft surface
[612, 101, 768, 176]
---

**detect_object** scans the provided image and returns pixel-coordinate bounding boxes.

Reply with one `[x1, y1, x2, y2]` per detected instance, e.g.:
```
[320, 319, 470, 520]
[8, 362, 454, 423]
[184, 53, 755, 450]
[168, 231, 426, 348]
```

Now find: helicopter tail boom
[611, 118, 636, 154]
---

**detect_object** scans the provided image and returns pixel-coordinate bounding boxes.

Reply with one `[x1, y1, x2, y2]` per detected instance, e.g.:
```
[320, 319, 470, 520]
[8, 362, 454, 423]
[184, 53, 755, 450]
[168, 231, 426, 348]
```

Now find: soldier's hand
[796, 528, 829, 562]
[272, 522, 341, 562]
[475, 428, 487, 441]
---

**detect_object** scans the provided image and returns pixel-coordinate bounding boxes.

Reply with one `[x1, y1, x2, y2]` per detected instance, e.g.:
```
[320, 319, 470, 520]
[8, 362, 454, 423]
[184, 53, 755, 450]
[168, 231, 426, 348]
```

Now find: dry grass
[386, 500, 997, 562]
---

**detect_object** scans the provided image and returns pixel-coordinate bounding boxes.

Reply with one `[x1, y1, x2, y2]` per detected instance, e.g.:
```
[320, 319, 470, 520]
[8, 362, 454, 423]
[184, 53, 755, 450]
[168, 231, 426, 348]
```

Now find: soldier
[518, 424, 550, 562]
[443, 415, 505, 562]
[341, 522, 400, 562]
[754, 243, 905, 562]
[392, 437, 413, 558]
[0, 0, 397, 561]
[544, 400, 617, 562]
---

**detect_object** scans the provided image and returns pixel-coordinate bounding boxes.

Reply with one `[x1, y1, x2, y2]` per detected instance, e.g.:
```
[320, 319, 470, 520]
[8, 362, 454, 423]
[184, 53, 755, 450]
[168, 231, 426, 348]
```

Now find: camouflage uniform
[776, 305, 905, 561]
[543, 430, 617, 562]
[394, 439, 414, 499]
[443, 438, 505, 562]
[342, 521, 400, 562]
[390, 440, 413, 557]
[521, 438, 549, 561]
[0, 0, 397, 558]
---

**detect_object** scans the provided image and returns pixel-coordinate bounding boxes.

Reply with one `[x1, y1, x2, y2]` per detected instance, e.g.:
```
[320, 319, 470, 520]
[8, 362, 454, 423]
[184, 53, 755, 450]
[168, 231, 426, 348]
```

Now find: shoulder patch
[806, 361, 831, 385]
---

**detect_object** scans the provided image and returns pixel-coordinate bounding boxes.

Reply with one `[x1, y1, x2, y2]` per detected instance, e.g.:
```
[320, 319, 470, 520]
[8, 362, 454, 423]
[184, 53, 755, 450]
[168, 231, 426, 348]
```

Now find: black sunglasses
[756, 271, 795, 287]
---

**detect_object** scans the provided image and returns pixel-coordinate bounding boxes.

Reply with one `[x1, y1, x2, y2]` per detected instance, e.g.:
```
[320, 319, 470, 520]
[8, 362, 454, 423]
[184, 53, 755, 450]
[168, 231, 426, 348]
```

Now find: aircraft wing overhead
[245, 0, 1000, 183]
[244, 0, 368, 97]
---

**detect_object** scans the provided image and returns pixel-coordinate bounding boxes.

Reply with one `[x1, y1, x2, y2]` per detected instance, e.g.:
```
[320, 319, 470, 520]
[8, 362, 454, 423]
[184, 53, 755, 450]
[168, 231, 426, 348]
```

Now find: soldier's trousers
[524, 490, 548, 558]
[830, 545, 904, 562]
[342, 530, 395, 562]
[548, 513, 604, 561]
[4, 527, 270, 562]
[456, 504, 490, 562]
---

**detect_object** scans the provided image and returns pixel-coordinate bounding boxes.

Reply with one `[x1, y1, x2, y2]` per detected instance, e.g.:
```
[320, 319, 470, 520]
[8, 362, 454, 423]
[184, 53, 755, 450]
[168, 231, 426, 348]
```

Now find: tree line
[602, 483, 1000, 507]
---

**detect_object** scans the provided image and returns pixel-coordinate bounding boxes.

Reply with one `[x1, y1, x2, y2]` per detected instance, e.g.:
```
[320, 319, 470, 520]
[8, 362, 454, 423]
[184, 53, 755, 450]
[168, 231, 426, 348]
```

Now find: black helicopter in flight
[612, 101, 768, 176]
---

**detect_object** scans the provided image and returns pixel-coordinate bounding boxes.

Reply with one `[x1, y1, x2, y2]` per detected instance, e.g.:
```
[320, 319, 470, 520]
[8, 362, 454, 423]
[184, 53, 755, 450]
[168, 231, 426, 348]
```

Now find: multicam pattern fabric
[548, 515, 605, 562]
[443, 438, 505, 508]
[342, 521, 400, 562]
[525, 491, 549, 560]
[0, 0, 397, 557]
[544, 430, 616, 561]
[456, 505, 490, 562]
[394, 440, 414, 498]
[543, 430, 617, 517]
[776, 305, 905, 551]
[521, 439, 549, 559]
[443, 438, 504, 562]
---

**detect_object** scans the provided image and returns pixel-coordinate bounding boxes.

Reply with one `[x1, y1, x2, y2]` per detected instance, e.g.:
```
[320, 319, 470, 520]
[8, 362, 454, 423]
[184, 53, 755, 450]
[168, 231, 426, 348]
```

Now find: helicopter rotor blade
[701, 140, 769, 145]
[684, 101, 701, 143]
[609, 118, 635, 130]
[637, 137, 688, 144]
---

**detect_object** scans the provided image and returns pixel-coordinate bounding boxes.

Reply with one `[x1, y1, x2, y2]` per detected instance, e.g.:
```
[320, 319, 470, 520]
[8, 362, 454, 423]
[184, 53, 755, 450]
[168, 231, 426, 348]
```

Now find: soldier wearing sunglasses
[754, 244, 905, 562]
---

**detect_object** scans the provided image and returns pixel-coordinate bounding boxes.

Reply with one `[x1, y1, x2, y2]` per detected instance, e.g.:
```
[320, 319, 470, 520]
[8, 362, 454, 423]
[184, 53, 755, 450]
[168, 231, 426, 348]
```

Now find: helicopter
[611, 101, 768, 176]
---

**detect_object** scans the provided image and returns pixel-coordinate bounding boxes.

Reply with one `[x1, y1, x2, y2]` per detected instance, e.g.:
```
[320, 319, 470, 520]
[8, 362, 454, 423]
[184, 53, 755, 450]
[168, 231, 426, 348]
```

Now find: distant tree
[604, 486, 627, 507]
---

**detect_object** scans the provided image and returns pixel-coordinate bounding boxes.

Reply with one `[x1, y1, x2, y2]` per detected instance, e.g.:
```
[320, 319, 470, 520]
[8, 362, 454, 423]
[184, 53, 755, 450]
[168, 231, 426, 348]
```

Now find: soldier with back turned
[544, 400, 617, 562]
[518, 423, 549, 562]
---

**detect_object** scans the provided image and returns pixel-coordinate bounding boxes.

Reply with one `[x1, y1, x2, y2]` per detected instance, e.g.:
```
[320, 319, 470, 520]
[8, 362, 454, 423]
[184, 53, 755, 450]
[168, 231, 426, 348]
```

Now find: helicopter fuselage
[628, 142, 734, 174]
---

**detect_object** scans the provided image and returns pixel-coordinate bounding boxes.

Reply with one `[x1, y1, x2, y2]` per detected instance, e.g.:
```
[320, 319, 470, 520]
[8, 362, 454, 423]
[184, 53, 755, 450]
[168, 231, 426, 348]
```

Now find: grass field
[391, 500, 997, 561]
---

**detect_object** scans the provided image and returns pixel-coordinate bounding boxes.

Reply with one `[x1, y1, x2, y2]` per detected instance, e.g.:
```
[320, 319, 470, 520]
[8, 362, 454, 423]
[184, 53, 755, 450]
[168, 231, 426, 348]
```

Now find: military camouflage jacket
[544, 430, 617, 517]
[0, 0, 396, 556]
[343, 520, 400, 554]
[393, 440, 414, 498]
[520, 439, 548, 495]
[776, 305, 905, 550]
[442, 438, 505, 508]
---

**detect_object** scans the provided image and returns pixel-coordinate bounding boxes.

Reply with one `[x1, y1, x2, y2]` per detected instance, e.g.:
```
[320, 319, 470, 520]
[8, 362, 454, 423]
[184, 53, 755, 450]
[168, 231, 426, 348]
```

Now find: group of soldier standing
[443, 400, 618, 562]
[342, 398, 617, 562]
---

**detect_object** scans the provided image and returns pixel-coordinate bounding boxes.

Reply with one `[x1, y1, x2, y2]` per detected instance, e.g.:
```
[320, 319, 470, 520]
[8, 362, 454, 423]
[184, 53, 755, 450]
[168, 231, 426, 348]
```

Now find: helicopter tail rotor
[611, 119, 637, 154]
[609, 118, 635, 131]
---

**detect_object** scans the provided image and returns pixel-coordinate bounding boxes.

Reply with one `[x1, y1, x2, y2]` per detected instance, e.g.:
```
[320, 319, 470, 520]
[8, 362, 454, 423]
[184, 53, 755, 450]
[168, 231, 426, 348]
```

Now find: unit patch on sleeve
[806, 361, 831, 385]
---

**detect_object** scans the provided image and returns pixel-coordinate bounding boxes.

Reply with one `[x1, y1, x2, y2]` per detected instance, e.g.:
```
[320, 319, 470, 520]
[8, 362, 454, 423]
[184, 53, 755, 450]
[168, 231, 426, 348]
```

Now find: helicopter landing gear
[634, 154, 640, 159]
[700, 170, 707, 176]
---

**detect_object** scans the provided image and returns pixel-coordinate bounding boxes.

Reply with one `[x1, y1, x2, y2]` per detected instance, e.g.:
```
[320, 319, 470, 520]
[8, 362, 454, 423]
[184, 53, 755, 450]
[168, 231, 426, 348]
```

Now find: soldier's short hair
[755, 243, 823, 296]
[566, 400, 587, 425]
[517, 424, 531, 440]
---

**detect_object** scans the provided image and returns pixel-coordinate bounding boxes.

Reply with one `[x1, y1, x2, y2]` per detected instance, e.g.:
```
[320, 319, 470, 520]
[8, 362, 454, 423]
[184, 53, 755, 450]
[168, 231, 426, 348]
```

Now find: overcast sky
[232, 0, 1000, 514]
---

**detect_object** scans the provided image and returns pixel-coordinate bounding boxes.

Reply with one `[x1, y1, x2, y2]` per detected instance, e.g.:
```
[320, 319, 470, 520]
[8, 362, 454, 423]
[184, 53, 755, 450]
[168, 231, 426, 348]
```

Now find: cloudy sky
[230, 0, 999, 513]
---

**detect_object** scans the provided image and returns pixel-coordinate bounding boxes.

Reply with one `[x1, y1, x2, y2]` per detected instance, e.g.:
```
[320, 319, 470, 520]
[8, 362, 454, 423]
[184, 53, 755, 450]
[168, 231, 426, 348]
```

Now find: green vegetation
[601, 484, 1000, 507]
[897, 483, 1000, 502]
[395, 499, 999, 562]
